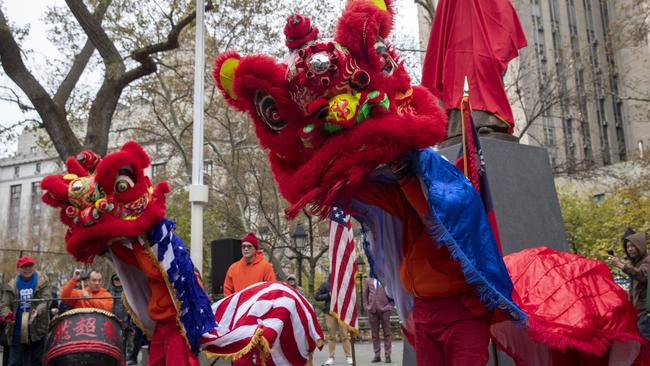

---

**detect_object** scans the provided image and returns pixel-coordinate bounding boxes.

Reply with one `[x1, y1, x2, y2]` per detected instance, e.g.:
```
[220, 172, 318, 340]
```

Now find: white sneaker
[346, 357, 353, 364]
[323, 357, 335, 365]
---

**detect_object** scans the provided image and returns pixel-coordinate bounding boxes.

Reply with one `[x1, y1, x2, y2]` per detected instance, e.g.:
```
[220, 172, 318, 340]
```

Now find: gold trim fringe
[328, 310, 359, 336]
[203, 327, 274, 366]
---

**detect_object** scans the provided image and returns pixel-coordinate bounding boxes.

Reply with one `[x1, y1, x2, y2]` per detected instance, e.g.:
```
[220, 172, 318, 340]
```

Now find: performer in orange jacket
[223, 233, 276, 296]
[61, 269, 113, 312]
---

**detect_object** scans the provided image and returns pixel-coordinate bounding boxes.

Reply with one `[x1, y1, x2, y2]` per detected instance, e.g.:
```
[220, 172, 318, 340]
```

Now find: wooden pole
[491, 340, 500, 366]
[350, 330, 356, 366]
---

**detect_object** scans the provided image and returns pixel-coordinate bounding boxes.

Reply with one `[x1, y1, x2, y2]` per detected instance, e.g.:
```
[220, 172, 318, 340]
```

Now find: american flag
[328, 207, 359, 331]
[200, 281, 324, 365]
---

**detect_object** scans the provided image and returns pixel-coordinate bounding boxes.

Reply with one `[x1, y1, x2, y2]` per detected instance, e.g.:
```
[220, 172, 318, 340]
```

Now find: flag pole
[460, 76, 469, 176]
[189, 0, 208, 276]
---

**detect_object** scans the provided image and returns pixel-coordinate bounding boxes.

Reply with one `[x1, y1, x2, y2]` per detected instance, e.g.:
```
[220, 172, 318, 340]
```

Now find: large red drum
[44, 308, 124, 366]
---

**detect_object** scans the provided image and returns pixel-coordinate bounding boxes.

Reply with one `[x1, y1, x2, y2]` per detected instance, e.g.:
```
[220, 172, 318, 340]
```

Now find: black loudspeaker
[211, 238, 242, 295]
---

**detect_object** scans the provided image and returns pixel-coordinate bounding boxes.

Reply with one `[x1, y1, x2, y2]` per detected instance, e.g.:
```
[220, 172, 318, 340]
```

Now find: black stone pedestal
[402, 138, 568, 365]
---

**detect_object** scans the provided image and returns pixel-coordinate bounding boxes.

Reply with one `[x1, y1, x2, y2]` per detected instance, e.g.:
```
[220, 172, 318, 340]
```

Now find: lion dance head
[213, 0, 447, 218]
[41, 141, 170, 262]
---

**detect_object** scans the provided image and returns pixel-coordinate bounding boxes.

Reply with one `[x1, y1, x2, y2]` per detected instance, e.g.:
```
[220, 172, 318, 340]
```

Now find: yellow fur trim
[219, 58, 240, 100]
[364, 0, 387, 11]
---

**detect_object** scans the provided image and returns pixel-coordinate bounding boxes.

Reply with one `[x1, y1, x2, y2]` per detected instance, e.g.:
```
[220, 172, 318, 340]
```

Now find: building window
[543, 116, 556, 146]
[548, 149, 558, 169]
[8, 184, 21, 241]
[592, 193, 605, 204]
[35, 162, 41, 174]
[531, 9, 547, 81]
[566, 118, 576, 160]
[30, 146, 37, 154]
[31, 181, 42, 240]
[597, 98, 611, 165]
[203, 160, 213, 177]
[14, 166, 20, 178]
[151, 163, 166, 181]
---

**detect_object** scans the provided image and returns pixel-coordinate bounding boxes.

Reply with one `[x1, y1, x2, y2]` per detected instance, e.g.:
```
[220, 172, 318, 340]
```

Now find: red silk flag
[328, 207, 359, 332]
[421, 0, 527, 131]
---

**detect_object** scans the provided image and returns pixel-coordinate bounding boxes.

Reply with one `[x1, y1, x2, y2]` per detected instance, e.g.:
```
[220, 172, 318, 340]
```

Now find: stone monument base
[402, 138, 568, 365]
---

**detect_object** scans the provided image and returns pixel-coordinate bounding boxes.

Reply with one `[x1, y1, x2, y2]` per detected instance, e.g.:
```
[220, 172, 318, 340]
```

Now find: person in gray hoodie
[609, 231, 649, 340]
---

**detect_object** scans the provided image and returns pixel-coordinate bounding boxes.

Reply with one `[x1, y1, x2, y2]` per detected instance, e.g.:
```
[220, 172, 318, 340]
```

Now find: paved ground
[148, 341, 402, 365]
[1, 340, 404, 366]
[201, 340, 403, 365]
[310, 340, 402, 366]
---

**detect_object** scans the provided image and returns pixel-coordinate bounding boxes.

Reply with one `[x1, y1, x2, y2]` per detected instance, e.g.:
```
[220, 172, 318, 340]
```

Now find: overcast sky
[0, 0, 421, 156]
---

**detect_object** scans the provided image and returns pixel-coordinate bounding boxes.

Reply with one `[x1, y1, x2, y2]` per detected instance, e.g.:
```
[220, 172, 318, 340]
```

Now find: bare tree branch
[53, 1, 111, 108]
[65, 0, 123, 76]
[0, 86, 35, 112]
[414, 0, 435, 25]
[0, 8, 81, 158]
[0, 118, 40, 135]
[121, 0, 215, 87]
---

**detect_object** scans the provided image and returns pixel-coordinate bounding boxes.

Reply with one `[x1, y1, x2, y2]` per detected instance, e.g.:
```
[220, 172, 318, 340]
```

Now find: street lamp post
[291, 224, 308, 287]
[356, 256, 366, 315]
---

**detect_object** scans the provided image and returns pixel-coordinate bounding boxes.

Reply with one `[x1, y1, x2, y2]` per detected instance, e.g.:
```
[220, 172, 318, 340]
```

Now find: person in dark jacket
[109, 273, 133, 363]
[109, 274, 128, 322]
[1, 290, 10, 366]
[609, 231, 649, 340]
[315, 278, 352, 365]
[0, 257, 51, 366]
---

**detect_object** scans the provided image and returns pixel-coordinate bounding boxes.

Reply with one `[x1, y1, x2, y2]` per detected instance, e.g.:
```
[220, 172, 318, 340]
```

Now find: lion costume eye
[114, 167, 135, 193]
[254, 91, 287, 132]
[374, 40, 396, 76]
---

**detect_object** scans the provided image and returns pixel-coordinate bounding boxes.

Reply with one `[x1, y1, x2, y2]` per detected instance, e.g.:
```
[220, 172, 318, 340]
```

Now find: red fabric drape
[421, 0, 527, 130]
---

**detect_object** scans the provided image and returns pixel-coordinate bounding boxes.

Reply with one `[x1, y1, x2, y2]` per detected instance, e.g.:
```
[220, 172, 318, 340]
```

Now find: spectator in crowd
[609, 231, 649, 340]
[1, 290, 11, 366]
[363, 277, 392, 363]
[285, 274, 304, 295]
[0, 256, 51, 366]
[48, 288, 60, 318]
[108, 273, 132, 363]
[109, 274, 128, 322]
[126, 319, 147, 366]
[223, 232, 276, 296]
[315, 277, 352, 365]
[222, 232, 276, 366]
[61, 269, 113, 311]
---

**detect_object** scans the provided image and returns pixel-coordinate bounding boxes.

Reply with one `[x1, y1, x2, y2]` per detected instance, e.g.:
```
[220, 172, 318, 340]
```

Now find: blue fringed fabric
[350, 148, 526, 325]
[415, 148, 526, 323]
[147, 218, 217, 354]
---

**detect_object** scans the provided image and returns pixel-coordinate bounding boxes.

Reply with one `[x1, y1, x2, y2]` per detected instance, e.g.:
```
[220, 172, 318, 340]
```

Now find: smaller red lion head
[41, 141, 170, 262]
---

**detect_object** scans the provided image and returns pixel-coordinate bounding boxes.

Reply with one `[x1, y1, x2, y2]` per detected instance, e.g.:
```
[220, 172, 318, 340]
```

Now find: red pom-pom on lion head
[214, 0, 447, 218]
[41, 141, 170, 262]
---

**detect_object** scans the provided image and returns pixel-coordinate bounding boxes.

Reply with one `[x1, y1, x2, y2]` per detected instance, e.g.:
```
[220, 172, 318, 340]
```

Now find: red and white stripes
[201, 281, 323, 365]
[328, 207, 358, 331]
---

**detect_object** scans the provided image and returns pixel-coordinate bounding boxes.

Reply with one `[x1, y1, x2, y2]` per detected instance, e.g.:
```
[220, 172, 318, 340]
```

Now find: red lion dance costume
[214, 0, 648, 364]
[41, 142, 323, 365]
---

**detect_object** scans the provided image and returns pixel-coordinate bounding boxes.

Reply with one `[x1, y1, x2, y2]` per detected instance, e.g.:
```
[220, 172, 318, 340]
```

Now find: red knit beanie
[242, 232, 259, 250]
